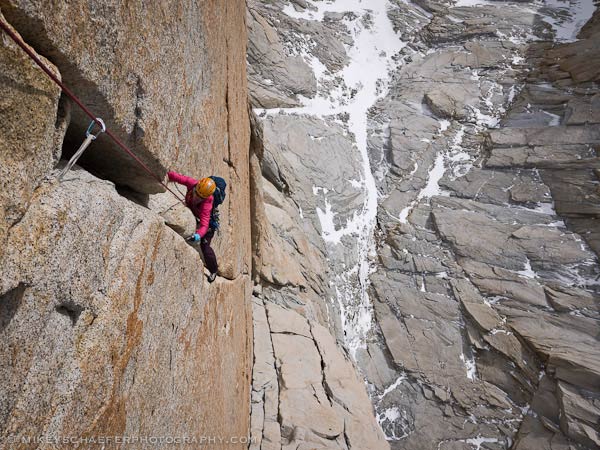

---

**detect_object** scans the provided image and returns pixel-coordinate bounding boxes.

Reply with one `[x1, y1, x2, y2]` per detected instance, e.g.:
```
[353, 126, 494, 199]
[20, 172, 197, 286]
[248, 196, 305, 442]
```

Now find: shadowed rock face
[0, 2, 252, 447]
[246, 0, 599, 449]
[0, 1, 246, 196]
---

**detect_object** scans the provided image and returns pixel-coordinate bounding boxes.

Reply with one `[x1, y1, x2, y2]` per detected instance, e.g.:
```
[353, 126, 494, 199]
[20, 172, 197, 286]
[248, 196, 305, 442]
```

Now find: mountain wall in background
[246, 0, 600, 449]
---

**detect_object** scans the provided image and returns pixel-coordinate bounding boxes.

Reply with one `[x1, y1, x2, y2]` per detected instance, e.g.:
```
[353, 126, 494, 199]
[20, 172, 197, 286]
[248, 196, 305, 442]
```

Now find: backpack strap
[209, 207, 220, 230]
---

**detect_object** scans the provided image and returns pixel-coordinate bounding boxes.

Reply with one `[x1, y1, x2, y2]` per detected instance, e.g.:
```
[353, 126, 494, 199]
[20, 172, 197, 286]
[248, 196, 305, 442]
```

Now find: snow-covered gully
[271, 0, 408, 357]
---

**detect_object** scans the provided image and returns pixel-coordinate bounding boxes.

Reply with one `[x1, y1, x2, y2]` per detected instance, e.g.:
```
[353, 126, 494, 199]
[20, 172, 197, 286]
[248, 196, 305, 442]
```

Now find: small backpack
[209, 176, 227, 230]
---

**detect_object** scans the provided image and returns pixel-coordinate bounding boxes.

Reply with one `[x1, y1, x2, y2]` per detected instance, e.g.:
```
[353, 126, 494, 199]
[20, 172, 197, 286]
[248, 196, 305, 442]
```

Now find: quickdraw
[59, 119, 105, 180]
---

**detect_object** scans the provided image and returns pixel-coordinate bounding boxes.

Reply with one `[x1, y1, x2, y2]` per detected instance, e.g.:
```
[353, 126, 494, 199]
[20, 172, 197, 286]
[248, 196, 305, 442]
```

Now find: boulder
[424, 86, 479, 120]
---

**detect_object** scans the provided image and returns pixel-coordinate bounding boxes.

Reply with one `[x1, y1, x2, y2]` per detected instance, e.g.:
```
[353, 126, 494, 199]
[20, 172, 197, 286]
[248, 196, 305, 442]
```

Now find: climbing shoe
[207, 272, 217, 283]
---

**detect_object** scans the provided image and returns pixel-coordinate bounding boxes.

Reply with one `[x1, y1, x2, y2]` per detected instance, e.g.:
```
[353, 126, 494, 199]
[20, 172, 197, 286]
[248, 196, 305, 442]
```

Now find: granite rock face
[1, 2, 252, 448]
[0, 14, 65, 262]
[1, 0, 252, 279]
[247, 4, 317, 108]
[250, 299, 389, 450]
[0, 170, 251, 445]
[247, 0, 349, 110]
[147, 191, 197, 238]
[248, 109, 388, 449]
[369, 3, 600, 448]
[246, 1, 389, 442]
[1, 1, 242, 195]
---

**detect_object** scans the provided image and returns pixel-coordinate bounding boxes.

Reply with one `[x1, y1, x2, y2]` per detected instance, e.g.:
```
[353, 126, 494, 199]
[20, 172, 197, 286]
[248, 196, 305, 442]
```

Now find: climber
[167, 171, 226, 283]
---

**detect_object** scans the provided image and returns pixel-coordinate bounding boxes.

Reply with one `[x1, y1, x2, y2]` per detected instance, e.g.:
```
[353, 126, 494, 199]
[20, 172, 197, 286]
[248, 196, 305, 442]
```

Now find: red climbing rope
[0, 18, 186, 204]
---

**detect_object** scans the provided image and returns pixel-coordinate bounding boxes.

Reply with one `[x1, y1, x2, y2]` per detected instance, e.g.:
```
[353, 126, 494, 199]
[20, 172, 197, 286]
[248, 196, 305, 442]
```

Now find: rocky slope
[247, 0, 599, 449]
[1, 1, 251, 448]
[247, 1, 392, 448]
[248, 110, 388, 448]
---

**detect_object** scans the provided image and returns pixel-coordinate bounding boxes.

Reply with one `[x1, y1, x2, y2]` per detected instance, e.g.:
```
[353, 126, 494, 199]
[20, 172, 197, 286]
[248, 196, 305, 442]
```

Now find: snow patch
[460, 352, 478, 381]
[438, 119, 451, 132]
[378, 374, 408, 400]
[463, 436, 501, 450]
[419, 153, 447, 199]
[542, 110, 562, 126]
[286, 0, 408, 358]
[540, 0, 596, 43]
[517, 258, 537, 279]
[453, 0, 496, 7]
[376, 406, 410, 441]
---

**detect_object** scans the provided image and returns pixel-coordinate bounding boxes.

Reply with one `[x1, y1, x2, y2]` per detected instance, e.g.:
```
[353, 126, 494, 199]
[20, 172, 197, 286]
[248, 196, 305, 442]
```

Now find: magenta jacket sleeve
[168, 171, 198, 189]
[196, 196, 214, 237]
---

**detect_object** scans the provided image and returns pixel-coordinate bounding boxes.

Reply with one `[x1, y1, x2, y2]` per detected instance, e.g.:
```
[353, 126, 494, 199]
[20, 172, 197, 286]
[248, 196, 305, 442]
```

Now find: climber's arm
[168, 171, 198, 189]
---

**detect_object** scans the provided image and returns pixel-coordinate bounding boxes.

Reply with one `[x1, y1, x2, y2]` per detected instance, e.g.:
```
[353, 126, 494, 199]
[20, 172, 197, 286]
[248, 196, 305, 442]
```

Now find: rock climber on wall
[167, 171, 227, 283]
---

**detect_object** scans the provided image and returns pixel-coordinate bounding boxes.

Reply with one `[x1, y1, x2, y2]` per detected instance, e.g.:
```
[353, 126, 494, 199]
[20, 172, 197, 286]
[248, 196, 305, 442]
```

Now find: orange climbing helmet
[194, 177, 216, 198]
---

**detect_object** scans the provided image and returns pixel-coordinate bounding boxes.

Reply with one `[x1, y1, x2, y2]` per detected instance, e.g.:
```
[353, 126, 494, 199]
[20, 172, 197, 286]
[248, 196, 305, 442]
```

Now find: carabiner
[86, 118, 106, 140]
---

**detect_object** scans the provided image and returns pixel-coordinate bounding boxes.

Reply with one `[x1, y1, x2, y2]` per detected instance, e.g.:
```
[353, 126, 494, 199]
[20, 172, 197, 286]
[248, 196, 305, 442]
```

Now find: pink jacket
[168, 171, 214, 237]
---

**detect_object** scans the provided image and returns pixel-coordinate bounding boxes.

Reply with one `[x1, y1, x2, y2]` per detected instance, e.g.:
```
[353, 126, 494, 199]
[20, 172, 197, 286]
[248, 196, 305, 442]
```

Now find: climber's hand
[188, 233, 200, 242]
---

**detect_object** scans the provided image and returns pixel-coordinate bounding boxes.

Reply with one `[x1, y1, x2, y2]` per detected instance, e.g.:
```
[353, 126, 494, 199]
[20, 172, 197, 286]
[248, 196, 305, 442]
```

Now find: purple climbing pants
[201, 228, 218, 274]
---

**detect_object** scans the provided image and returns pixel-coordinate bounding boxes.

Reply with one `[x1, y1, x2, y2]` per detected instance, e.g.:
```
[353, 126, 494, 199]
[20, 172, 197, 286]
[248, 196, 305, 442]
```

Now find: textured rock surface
[250, 298, 388, 450]
[367, 3, 600, 449]
[247, 110, 387, 448]
[0, 170, 252, 444]
[148, 192, 196, 237]
[247, 0, 600, 449]
[1, 0, 251, 279]
[1, 1, 242, 195]
[247, 2, 389, 441]
[0, 15, 65, 261]
[1, 2, 252, 448]
[247, 4, 316, 108]
[247, 0, 348, 110]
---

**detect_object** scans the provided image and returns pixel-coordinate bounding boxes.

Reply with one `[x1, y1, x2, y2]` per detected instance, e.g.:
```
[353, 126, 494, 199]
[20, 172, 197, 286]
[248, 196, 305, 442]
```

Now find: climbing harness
[58, 119, 105, 180]
[0, 18, 186, 204]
